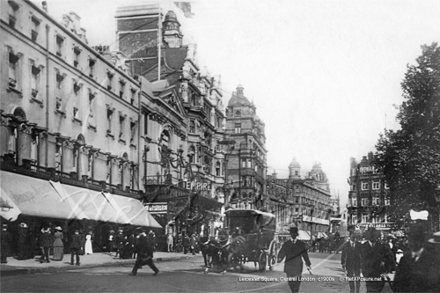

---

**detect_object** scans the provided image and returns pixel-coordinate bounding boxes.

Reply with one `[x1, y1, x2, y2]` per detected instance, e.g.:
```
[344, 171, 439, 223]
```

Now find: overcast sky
[41, 0, 440, 208]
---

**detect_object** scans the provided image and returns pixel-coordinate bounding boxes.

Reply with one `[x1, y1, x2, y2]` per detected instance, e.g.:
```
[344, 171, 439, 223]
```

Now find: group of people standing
[341, 214, 440, 293]
[0, 223, 94, 265]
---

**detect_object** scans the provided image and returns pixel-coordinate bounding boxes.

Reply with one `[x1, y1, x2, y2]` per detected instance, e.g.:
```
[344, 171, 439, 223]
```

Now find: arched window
[160, 130, 171, 148]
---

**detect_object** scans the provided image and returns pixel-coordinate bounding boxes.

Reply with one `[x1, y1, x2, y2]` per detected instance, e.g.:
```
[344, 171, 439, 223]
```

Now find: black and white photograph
[1, 0, 440, 292]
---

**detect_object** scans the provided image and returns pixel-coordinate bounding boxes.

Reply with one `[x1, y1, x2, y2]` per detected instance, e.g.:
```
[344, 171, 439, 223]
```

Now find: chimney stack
[42, 1, 48, 13]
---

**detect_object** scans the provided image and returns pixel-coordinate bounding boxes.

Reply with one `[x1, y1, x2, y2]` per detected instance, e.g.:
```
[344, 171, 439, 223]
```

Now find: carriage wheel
[258, 251, 267, 271]
[268, 240, 277, 271]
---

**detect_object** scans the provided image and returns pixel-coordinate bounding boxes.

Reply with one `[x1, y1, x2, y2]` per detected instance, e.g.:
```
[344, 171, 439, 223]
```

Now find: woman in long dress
[53, 227, 64, 261]
[85, 233, 93, 255]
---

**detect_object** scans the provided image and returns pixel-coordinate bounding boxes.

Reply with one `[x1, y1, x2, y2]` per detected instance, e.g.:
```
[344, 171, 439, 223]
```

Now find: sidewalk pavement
[0, 251, 197, 276]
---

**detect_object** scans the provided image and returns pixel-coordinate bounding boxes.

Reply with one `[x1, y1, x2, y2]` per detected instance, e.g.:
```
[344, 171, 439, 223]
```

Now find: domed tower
[163, 10, 183, 48]
[308, 162, 330, 192]
[289, 158, 301, 179]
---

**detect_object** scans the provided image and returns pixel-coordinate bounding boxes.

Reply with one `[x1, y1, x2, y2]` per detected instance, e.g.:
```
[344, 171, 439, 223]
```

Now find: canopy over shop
[0, 170, 161, 252]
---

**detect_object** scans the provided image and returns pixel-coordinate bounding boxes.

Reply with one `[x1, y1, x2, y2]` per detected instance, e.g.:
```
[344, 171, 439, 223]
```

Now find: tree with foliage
[375, 43, 440, 229]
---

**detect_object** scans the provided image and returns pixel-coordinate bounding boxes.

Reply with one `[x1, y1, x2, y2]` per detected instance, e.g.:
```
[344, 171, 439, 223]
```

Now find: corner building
[347, 152, 392, 233]
[223, 85, 268, 211]
[0, 0, 161, 255]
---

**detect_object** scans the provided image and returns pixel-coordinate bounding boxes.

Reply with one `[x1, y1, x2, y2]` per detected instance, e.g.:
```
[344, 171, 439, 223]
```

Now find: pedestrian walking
[341, 229, 362, 293]
[1, 224, 12, 264]
[277, 227, 312, 293]
[130, 229, 159, 276]
[69, 230, 82, 266]
[52, 226, 64, 261]
[167, 233, 174, 252]
[39, 227, 53, 263]
[360, 227, 394, 293]
[183, 231, 190, 254]
[393, 210, 440, 292]
[84, 232, 93, 255]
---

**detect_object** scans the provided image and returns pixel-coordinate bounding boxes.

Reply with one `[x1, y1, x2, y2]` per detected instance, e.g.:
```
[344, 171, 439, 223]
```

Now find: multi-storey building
[114, 4, 225, 236]
[0, 0, 163, 252]
[347, 152, 392, 233]
[223, 85, 267, 211]
[267, 159, 332, 237]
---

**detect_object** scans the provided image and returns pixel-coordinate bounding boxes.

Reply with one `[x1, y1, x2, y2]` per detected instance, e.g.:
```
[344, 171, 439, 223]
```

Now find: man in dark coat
[39, 227, 53, 263]
[277, 227, 312, 293]
[69, 230, 82, 266]
[341, 230, 362, 293]
[17, 222, 29, 260]
[360, 227, 394, 293]
[130, 229, 159, 276]
[393, 220, 440, 292]
[1, 224, 12, 263]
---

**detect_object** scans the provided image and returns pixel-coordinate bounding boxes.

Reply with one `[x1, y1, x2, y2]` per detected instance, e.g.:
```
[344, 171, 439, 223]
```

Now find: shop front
[0, 170, 161, 257]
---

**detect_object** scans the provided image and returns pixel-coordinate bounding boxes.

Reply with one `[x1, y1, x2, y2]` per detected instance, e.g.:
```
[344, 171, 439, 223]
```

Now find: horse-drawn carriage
[223, 209, 277, 271]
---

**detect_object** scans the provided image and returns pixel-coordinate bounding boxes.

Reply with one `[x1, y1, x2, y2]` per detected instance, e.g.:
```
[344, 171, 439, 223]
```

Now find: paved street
[1, 253, 393, 293]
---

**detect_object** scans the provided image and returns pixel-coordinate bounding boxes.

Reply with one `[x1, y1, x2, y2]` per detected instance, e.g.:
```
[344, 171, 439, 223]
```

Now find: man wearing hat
[69, 230, 82, 266]
[130, 229, 159, 276]
[341, 227, 362, 293]
[39, 227, 53, 263]
[393, 211, 440, 292]
[1, 224, 12, 264]
[277, 227, 312, 293]
[360, 227, 394, 293]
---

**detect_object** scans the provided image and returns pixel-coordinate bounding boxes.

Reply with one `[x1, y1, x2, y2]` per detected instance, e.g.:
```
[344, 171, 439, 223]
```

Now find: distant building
[267, 159, 333, 237]
[223, 84, 267, 211]
[347, 152, 392, 233]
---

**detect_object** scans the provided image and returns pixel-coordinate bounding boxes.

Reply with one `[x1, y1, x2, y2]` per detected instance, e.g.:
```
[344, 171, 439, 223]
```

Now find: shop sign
[358, 222, 393, 229]
[145, 202, 167, 214]
[185, 181, 211, 191]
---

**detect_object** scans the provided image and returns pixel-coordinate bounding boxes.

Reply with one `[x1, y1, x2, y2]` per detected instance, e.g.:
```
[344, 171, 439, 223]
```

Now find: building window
[352, 198, 357, 207]
[384, 182, 390, 189]
[119, 115, 126, 141]
[241, 159, 246, 168]
[88, 57, 96, 78]
[351, 184, 356, 191]
[8, 49, 21, 89]
[372, 197, 380, 205]
[119, 79, 126, 99]
[73, 107, 80, 120]
[215, 161, 220, 176]
[73, 80, 81, 95]
[372, 180, 380, 190]
[88, 90, 97, 129]
[30, 60, 42, 98]
[384, 198, 390, 206]
[107, 108, 113, 134]
[56, 70, 65, 89]
[189, 120, 195, 134]
[143, 112, 148, 135]
[361, 198, 369, 207]
[361, 214, 368, 223]
[73, 46, 81, 68]
[8, 1, 20, 28]
[31, 15, 40, 42]
[130, 120, 136, 144]
[247, 159, 252, 168]
[130, 88, 136, 105]
[56, 34, 64, 57]
[361, 181, 369, 190]
[235, 110, 241, 117]
[189, 145, 195, 164]
[235, 123, 241, 133]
